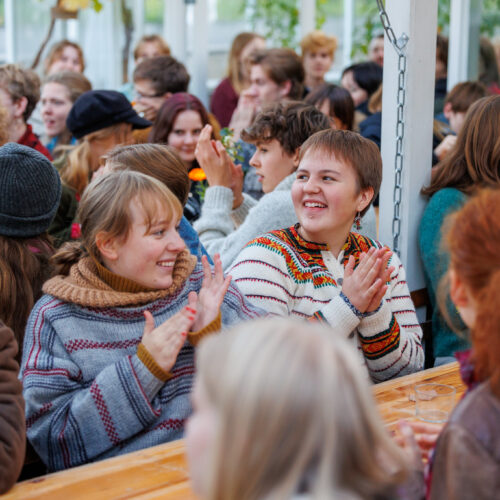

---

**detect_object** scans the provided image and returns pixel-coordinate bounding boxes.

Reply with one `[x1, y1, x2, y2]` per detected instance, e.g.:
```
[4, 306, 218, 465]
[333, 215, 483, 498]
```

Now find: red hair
[446, 188, 500, 396]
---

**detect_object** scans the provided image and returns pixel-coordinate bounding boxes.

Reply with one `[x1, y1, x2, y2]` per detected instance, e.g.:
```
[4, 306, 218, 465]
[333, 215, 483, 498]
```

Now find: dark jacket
[0, 322, 25, 493]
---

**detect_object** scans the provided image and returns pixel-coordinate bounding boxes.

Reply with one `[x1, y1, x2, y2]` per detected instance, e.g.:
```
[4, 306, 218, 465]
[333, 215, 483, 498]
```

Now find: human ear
[278, 80, 292, 98]
[449, 268, 469, 309]
[13, 96, 28, 120]
[291, 148, 300, 167]
[162, 91, 172, 100]
[356, 187, 374, 213]
[95, 231, 119, 261]
[443, 102, 453, 121]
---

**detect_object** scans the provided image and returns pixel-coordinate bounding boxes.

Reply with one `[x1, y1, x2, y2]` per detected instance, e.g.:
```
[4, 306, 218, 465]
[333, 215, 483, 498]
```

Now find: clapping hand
[141, 306, 196, 373]
[342, 247, 394, 313]
[187, 254, 232, 331]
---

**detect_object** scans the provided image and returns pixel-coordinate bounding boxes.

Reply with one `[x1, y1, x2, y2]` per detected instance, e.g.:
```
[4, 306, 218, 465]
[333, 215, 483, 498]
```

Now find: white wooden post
[378, 0, 438, 291]
[163, 0, 187, 63]
[447, 0, 482, 90]
[189, 0, 209, 106]
[299, 0, 315, 40]
[4, 0, 15, 62]
[342, 0, 354, 68]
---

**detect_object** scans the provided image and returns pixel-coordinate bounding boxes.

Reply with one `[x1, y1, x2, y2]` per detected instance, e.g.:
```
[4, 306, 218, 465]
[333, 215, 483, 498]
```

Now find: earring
[354, 211, 362, 231]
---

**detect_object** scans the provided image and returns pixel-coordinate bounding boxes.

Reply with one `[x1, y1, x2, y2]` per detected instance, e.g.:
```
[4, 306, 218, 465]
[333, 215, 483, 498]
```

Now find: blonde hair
[133, 34, 171, 61]
[0, 105, 8, 145]
[60, 123, 132, 194]
[300, 30, 338, 59]
[195, 318, 408, 500]
[43, 40, 85, 75]
[52, 170, 182, 275]
[227, 32, 265, 94]
[0, 64, 41, 121]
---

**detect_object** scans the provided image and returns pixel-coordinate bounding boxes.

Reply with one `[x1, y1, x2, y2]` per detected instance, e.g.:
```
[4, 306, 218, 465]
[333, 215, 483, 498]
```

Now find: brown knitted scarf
[43, 249, 197, 307]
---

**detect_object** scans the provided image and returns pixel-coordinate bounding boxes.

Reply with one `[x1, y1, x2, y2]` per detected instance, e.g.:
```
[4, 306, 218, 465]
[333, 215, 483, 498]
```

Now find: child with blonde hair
[21, 170, 261, 471]
[187, 318, 416, 499]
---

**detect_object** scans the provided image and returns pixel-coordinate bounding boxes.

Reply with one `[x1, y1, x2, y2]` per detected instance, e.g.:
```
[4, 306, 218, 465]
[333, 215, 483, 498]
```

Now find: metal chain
[376, 0, 409, 256]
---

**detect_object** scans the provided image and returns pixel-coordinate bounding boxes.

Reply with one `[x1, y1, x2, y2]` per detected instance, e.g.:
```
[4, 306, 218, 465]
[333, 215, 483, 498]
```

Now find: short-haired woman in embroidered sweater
[21, 170, 261, 472]
[230, 129, 424, 382]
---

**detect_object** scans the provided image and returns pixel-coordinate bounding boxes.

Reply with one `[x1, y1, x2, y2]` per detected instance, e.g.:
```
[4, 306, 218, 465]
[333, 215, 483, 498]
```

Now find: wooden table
[3, 362, 464, 499]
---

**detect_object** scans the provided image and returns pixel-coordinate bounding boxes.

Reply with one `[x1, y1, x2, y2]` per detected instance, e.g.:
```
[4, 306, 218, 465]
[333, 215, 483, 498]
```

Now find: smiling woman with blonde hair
[187, 318, 412, 500]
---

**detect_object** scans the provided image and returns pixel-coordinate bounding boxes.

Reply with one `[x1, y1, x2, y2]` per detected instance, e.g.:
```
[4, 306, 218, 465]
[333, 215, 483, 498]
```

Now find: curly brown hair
[241, 101, 330, 156]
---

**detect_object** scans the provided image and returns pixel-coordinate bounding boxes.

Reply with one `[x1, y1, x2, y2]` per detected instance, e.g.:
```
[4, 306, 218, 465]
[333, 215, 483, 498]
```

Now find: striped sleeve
[229, 242, 295, 317]
[357, 252, 424, 381]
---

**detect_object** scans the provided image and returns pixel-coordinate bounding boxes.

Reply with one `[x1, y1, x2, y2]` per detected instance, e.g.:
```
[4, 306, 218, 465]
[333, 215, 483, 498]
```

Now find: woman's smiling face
[291, 149, 372, 244]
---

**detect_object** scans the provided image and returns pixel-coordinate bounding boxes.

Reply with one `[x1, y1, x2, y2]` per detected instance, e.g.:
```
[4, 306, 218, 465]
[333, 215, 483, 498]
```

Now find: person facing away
[419, 95, 500, 365]
[0, 143, 61, 363]
[400, 189, 500, 499]
[230, 129, 424, 382]
[186, 318, 419, 500]
[0, 321, 25, 493]
[21, 170, 262, 472]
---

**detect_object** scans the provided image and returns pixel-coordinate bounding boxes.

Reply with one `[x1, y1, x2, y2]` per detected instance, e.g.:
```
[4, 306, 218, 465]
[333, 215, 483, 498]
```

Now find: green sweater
[418, 187, 470, 359]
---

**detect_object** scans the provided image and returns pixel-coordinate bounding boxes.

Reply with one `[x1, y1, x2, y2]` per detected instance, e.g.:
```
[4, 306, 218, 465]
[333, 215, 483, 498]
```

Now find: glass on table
[414, 383, 457, 423]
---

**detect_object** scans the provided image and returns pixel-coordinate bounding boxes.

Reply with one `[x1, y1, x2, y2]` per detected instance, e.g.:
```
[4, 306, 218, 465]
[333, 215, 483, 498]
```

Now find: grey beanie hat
[0, 143, 62, 238]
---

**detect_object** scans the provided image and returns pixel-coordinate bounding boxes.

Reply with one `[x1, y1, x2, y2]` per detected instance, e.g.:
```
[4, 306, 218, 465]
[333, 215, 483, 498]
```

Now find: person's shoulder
[429, 187, 467, 206]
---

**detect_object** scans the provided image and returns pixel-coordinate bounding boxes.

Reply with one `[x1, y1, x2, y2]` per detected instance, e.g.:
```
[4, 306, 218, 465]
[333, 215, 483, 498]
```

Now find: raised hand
[342, 247, 392, 313]
[188, 254, 232, 331]
[141, 307, 196, 373]
[194, 125, 234, 188]
[364, 247, 394, 312]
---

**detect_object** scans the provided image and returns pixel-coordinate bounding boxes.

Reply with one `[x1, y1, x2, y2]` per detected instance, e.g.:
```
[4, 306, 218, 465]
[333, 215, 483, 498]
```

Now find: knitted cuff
[188, 312, 222, 346]
[137, 343, 172, 382]
[340, 292, 382, 319]
[231, 194, 256, 226]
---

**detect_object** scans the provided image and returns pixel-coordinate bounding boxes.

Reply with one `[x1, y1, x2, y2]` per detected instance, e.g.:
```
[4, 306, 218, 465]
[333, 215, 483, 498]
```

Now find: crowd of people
[0, 25, 499, 499]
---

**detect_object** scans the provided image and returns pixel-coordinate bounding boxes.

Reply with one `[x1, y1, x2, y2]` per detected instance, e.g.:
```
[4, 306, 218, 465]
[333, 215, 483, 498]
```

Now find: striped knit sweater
[229, 225, 424, 382]
[21, 255, 262, 471]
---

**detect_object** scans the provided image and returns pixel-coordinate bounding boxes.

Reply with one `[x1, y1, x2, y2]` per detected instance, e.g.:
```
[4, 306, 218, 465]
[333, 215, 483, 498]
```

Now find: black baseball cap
[67, 90, 151, 139]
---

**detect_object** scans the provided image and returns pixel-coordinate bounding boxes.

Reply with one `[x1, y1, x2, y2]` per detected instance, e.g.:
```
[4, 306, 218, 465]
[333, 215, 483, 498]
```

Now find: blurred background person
[119, 34, 171, 102]
[210, 32, 265, 128]
[300, 30, 337, 93]
[0, 64, 51, 159]
[40, 71, 92, 158]
[43, 40, 85, 76]
[341, 61, 383, 128]
[305, 82, 354, 130]
[369, 33, 384, 67]
[150, 92, 217, 223]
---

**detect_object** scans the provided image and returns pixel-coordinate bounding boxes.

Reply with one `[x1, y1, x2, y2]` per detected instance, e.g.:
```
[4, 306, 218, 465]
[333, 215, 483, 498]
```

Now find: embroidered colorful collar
[291, 224, 373, 266]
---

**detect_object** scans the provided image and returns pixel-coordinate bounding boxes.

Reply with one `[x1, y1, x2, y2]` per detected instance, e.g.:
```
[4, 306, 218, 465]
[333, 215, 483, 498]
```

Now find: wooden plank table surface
[3, 362, 464, 500]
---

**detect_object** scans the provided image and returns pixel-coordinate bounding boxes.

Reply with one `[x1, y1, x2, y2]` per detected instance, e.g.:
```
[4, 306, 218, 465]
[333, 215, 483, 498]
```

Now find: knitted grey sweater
[21, 256, 262, 471]
[194, 174, 377, 271]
